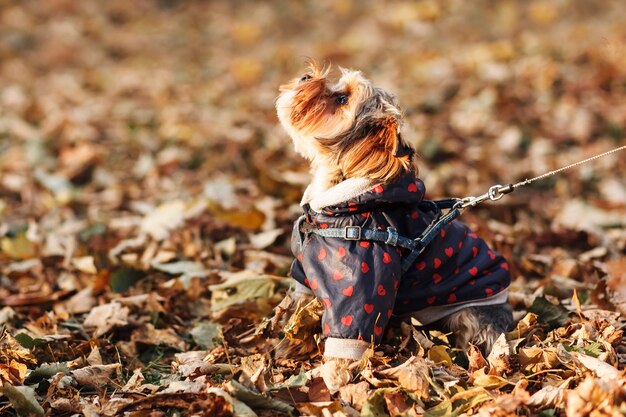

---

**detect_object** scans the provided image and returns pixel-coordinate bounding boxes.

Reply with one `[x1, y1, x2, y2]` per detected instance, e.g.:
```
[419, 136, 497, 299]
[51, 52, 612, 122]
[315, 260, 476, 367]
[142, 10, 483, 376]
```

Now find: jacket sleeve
[300, 236, 402, 359]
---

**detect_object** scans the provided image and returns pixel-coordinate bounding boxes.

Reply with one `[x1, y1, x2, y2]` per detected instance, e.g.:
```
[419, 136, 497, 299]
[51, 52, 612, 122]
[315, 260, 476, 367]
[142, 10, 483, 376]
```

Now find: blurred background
[1, 0, 625, 318]
[1, 1, 626, 414]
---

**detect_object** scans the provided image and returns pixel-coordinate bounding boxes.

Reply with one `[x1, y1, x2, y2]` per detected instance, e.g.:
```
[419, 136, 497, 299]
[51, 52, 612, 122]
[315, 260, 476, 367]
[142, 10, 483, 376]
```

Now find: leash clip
[488, 184, 513, 201]
[456, 184, 514, 209]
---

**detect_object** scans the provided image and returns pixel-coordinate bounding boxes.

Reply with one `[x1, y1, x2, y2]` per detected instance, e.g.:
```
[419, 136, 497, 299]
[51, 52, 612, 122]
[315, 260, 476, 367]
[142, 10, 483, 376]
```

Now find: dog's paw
[444, 303, 513, 356]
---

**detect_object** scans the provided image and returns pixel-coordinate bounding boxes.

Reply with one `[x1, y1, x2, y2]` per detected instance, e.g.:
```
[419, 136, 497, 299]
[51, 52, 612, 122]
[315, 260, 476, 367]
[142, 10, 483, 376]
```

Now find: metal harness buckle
[344, 226, 362, 240]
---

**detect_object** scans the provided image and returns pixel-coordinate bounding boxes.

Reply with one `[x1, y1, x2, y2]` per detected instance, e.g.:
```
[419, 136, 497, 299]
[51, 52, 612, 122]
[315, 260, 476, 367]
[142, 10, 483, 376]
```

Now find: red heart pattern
[290, 179, 511, 352]
[377, 285, 386, 296]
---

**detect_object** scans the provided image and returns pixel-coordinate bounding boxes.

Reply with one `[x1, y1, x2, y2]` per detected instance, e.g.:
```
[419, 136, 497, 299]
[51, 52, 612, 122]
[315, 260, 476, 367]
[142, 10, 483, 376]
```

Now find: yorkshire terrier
[273, 62, 512, 364]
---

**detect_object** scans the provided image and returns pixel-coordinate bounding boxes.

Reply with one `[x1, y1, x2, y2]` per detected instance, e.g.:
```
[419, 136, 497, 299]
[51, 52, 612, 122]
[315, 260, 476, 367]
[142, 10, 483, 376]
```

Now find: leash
[455, 145, 626, 209]
[300, 145, 625, 268]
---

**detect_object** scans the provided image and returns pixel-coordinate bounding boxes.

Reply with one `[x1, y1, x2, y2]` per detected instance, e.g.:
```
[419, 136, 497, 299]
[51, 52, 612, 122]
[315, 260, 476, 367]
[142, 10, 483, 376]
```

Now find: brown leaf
[527, 385, 566, 410]
[83, 302, 130, 337]
[606, 258, 626, 316]
[338, 381, 369, 411]
[486, 334, 511, 375]
[309, 377, 332, 403]
[320, 358, 352, 395]
[124, 392, 233, 417]
[131, 324, 187, 351]
[564, 377, 620, 417]
[384, 389, 425, 417]
[71, 364, 121, 388]
[377, 356, 431, 399]
[468, 344, 487, 373]
[518, 346, 560, 374]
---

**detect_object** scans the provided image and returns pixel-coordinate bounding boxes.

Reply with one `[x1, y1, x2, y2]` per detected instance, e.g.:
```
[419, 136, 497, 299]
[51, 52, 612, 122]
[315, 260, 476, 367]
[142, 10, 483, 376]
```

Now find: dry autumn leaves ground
[1, 0, 626, 416]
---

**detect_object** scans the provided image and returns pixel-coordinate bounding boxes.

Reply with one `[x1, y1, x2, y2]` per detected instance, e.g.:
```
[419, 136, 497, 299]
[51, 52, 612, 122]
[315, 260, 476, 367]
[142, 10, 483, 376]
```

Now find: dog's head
[276, 61, 416, 184]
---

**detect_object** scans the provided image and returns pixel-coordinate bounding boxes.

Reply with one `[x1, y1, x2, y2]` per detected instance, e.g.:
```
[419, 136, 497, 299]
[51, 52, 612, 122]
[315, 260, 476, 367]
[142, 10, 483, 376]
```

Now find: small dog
[274, 62, 512, 362]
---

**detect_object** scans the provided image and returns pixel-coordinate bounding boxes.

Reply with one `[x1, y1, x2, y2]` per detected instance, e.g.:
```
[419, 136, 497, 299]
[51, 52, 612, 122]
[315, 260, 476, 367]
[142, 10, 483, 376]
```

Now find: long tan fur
[276, 62, 416, 189]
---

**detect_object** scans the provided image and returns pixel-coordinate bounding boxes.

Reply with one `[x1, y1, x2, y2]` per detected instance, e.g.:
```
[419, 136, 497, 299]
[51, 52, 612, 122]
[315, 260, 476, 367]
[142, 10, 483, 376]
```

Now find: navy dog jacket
[289, 173, 511, 359]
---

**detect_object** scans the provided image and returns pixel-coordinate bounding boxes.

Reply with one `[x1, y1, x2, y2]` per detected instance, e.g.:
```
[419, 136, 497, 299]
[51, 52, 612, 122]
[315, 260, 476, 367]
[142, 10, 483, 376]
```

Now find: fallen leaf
[528, 296, 570, 328]
[225, 379, 294, 414]
[487, 333, 511, 375]
[82, 302, 130, 337]
[71, 363, 121, 387]
[605, 258, 626, 316]
[377, 356, 431, 398]
[338, 381, 370, 410]
[320, 359, 352, 394]
[190, 322, 224, 349]
[570, 351, 620, 382]
[0, 383, 45, 416]
[427, 345, 452, 366]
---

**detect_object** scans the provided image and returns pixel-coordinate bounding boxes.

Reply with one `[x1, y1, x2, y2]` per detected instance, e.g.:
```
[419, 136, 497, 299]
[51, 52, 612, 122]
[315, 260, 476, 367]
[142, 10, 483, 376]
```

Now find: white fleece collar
[301, 177, 376, 212]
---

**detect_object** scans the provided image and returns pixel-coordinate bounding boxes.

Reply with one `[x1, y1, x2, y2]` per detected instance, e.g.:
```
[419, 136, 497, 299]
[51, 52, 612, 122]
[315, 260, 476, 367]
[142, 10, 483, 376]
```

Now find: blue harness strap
[300, 200, 463, 272]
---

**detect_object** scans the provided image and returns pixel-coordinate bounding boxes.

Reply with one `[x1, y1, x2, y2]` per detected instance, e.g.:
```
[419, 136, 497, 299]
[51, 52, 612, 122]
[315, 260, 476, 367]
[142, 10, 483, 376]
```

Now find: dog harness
[299, 198, 461, 273]
[289, 173, 511, 359]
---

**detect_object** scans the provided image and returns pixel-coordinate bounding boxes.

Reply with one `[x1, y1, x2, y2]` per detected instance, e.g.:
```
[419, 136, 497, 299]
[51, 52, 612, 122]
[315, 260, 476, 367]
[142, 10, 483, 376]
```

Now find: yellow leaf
[427, 345, 452, 366]
[471, 367, 510, 390]
[209, 204, 265, 231]
[1, 230, 37, 260]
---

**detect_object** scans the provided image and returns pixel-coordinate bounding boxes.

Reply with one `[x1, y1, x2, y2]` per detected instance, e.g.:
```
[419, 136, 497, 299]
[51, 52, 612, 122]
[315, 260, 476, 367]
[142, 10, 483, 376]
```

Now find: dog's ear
[362, 116, 413, 160]
[338, 116, 416, 183]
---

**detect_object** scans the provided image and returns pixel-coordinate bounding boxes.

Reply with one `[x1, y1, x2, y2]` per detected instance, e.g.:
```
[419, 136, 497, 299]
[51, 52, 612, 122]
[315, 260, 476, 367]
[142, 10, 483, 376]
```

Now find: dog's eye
[300, 74, 312, 82]
[335, 94, 349, 105]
